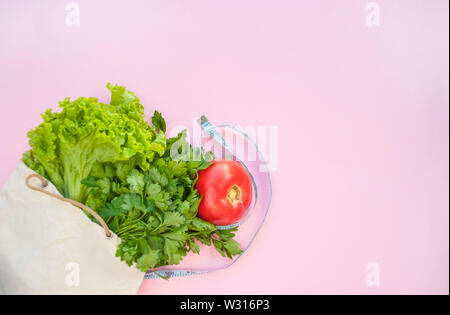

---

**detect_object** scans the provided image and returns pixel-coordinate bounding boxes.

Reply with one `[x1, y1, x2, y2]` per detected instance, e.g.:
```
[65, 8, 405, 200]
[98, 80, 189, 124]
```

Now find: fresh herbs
[83, 128, 242, 271]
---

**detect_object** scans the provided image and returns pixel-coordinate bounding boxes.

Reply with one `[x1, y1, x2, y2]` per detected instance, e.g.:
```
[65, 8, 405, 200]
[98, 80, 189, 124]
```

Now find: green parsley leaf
[136, 250, 160, 271]
[152, 110, 166, 132]
[126, 169, 145, 194]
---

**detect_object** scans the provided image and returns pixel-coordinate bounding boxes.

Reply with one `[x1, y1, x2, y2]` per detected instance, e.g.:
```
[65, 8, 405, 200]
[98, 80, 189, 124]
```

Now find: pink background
[0, 0, 448, 294]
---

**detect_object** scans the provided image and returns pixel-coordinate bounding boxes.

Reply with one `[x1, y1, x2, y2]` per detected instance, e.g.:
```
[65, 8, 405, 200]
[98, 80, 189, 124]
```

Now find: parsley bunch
[83, 129, 242, 271]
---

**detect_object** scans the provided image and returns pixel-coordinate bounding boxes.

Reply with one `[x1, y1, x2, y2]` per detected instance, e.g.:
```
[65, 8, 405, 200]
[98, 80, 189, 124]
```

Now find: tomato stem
[227, 184, 243, 205]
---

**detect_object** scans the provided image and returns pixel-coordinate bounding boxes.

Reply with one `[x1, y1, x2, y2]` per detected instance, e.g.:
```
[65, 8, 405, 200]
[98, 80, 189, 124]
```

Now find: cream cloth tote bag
[0, 163, 144, 295]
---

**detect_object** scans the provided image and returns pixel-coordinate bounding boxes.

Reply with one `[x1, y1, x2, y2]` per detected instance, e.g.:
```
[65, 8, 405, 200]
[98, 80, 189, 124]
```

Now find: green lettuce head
[23, 84, 166, 203]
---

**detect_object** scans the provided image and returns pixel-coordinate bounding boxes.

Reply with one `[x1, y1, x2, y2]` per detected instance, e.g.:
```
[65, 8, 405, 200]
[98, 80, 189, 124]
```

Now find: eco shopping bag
[0, 162, 143, 295]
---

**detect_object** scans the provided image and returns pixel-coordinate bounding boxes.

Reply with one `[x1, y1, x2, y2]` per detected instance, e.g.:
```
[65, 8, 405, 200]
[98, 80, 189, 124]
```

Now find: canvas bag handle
[25, 173, 112, 238]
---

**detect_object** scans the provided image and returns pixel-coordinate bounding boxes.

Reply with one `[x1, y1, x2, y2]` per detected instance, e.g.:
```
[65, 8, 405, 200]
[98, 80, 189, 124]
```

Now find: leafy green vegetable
[23, 83, 165, 203]
[23, 84, 242, 272]
[151, 110, 166, 133]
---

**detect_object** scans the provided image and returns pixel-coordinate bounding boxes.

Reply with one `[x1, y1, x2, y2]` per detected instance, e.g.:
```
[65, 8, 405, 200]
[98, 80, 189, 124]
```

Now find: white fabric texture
[0, 163, 144, 295]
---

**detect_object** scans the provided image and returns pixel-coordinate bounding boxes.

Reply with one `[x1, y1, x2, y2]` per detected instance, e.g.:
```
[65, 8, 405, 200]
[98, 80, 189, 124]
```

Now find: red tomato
[195, 160, 252, 225]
